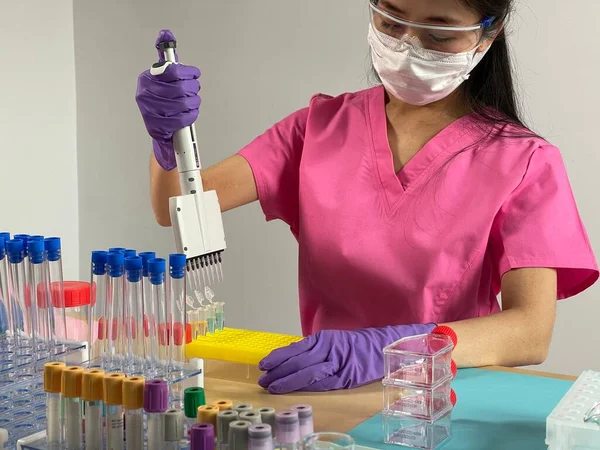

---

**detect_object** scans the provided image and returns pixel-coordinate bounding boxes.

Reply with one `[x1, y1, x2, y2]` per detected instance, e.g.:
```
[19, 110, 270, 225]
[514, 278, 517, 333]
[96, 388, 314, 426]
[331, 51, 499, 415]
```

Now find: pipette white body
[149, 42, 226, 266]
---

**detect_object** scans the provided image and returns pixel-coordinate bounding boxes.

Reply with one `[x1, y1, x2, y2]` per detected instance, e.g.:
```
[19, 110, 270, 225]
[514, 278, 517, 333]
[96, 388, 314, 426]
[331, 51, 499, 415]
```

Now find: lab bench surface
[202, 361, 576, 434]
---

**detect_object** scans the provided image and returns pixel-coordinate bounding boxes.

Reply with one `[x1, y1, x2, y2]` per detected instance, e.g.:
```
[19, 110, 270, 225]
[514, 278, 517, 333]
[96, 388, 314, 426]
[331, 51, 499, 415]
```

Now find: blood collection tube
[6, 239, 29, 349]
[198, 405, 219, 428]
[44, 237, 66, 345]
[0, 237, 12, 339]
[123, 376, 145, 450]
[217, 410, 239, 450]
[27, 239, 47, 349]
[239, 410, 262, 425]
[124, 256, 144, 374]
[185, 387, 206, 432]
[169, 254, 187, 372]
[89, 251, 108, 367]
[148, 258, 168, 374]
[190, 423, 216, 450]
[228, 420, 251, 450]
[290, 405, 314, 438]
[62, 366, 84, 450]
[139, 252, 157, 372]
[103, 373, 125, 450]
[274, 411, 301, 450]
[44, 362, 66, 446]
[233, 403, 254, 415]
[106, 251, 125, 371]
[257, 408, 276, 429]
[248, 424, 274, 450]
[82, 369, 105, 450]
[144, 379, 169, 450]
[164, 409, 185, 450]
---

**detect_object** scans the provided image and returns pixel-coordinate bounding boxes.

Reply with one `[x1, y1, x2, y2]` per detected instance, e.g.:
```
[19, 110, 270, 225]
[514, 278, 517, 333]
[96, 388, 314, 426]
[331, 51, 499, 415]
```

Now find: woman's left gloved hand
[258, 323, 437, 394]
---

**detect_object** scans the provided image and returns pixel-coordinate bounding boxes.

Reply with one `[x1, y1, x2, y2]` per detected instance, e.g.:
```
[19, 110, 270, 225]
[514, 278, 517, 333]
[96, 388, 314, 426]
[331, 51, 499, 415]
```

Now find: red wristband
[432, 325, 457, 348]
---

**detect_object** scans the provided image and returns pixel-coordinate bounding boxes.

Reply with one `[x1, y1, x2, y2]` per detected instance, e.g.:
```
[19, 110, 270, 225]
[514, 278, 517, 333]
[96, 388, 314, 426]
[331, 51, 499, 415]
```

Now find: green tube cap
[184, 387, 206, 418]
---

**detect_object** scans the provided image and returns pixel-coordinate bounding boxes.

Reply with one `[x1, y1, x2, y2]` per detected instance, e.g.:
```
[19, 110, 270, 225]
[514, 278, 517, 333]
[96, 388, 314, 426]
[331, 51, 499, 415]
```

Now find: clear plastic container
[53, 281, 91, 343]
[384, 334, 453, 386]
[383, 409, 452, 449]
[383, 379, 452, 419]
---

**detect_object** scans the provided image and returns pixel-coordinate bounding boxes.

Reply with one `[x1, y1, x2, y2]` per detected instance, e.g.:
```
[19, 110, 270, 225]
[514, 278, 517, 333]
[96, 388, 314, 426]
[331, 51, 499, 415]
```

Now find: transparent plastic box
[384, 334, 453, 386]
[546, 369, 600, 450]
[383, 378, 452, 419]
[383, 408, 452, 449]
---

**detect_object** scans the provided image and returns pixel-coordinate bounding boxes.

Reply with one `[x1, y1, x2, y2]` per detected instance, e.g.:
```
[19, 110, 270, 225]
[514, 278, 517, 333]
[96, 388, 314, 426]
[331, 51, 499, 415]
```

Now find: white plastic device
[546, 370, 600, 449]
[150, 41, 226, 267]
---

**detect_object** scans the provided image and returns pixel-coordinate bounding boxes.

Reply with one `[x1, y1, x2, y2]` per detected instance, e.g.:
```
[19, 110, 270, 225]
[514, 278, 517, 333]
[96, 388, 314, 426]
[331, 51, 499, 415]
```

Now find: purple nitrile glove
[258, 323, 436, 394]
[135, 29, 201, 171]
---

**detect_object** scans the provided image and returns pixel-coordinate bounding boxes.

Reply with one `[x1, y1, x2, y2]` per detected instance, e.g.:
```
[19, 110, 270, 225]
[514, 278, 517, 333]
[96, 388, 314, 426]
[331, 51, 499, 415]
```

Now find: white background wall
[3, 0, 598, 376]
[0, 0, 79, 279]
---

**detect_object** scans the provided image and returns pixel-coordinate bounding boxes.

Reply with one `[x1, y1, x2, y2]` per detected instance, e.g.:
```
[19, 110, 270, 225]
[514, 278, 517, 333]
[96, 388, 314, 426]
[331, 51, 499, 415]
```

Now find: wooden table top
[201, 361, 576, 433]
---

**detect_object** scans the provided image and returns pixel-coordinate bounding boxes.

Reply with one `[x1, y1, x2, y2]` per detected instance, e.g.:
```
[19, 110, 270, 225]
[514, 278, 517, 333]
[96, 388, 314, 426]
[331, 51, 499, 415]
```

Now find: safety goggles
[369, 0, 495, 54]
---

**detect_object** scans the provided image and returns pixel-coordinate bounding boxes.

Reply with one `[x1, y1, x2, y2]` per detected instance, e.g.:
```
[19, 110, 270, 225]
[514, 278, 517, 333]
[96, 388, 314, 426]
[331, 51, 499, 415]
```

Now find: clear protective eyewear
[369, 0, 495, 54]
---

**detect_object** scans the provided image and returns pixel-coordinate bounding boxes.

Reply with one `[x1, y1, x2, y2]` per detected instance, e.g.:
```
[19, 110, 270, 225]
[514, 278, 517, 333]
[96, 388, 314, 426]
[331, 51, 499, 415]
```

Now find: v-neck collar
[366, 85, 480, 215]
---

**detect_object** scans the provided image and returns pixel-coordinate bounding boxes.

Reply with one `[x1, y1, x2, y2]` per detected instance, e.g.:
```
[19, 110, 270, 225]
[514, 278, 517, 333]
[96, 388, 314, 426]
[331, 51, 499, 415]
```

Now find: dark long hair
[370, 0, 535, 136]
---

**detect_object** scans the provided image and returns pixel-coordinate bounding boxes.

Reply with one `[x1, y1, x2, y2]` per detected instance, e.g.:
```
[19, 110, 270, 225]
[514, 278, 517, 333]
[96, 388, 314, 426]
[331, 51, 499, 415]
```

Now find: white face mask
[367, 24, 490, 106]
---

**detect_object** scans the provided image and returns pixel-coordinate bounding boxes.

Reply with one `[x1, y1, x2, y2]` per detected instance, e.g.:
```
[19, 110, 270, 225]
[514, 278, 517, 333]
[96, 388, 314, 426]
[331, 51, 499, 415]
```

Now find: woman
[136, 0, 598, 394]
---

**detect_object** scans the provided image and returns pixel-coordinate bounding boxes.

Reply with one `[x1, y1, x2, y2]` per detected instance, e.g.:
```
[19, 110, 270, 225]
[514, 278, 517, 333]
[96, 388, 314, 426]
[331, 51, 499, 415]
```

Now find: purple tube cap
[190, 423, 215, 450]
[143, 379, 168, 413]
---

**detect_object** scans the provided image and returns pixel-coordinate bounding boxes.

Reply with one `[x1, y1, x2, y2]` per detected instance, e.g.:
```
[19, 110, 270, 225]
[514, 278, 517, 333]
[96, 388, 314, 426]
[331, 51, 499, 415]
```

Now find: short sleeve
[490, 144, 598, 299]
[238, 107, 309, 228]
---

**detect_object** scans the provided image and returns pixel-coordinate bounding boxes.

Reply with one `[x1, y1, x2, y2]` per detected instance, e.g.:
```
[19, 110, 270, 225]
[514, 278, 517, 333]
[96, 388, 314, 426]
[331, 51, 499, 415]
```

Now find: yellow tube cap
[122, 376, 145, 409]
[61, 366, 85, 398]
[81, 369, 105, 402]
[197, 405, 219, 427]
[103, 373, 126, 405]
[211, 399, 232, 411]
[43, 362, 66, 394]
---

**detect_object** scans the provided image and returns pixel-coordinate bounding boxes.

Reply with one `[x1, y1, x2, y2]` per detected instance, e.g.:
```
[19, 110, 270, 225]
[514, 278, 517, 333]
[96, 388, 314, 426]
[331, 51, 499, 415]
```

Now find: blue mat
[348, 368, 573, 449]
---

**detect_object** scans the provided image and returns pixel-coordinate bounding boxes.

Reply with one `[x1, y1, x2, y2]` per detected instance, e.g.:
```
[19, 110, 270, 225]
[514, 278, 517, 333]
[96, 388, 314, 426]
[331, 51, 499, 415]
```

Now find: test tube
[0, 237, 12, 340]
[27, 240, 47, 350]
[249, 424, 274, 450]
[169, 254, 187, 372]
[82, 369, 105, 450]
[212, 399, 233, 411]
[123, 376, 145, 450]
[228, 420, 251, 450]
[214, 301, 224, 331]
[139, 252, 157, 373]
[89, 251, 108, 367]
[290, 405, 314, 438]
[103, 373, 125, 450]
[217, 410, 239, 450]
[197, 306, 208, 337]
[62, 366, 84, 450]
[198, 405, 219, 428]
[44, 362, 66, 446]
[6, 239, 29, 349]
[124, 256, 144, 374]
[185, 387, 206, 432]
[239, 411, 262, 425]
[165, 409, 185, 450]
[148, 258, 168, 374]
[106, 252, 125, 371]
[274, 411, 301, 450]
[257, 408, 276, 429]
[207, 304, 216, 334]
[233, 403, 254, 415]
[190, 423, 216, 450]
[45, 237, 67, 344]
[144, 379, 169, 450]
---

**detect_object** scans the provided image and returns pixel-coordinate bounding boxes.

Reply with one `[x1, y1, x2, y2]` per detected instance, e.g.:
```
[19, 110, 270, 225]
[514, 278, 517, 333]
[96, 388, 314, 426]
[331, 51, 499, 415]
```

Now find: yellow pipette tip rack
[186, 328, 302, 365]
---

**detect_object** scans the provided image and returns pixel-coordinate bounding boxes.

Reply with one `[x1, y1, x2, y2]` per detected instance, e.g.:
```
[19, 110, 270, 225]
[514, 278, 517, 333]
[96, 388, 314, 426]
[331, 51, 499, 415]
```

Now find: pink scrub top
[238, 86, 599, 336]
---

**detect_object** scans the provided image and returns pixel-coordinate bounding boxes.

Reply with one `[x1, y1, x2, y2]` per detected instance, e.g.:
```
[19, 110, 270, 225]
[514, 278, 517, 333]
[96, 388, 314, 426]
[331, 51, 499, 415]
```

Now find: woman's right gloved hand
[136, 29, 201, 171]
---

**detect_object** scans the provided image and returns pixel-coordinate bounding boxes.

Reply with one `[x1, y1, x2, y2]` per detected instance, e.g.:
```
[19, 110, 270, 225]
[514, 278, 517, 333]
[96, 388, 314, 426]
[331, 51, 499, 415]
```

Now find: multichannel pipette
[149, 35, 226, 288]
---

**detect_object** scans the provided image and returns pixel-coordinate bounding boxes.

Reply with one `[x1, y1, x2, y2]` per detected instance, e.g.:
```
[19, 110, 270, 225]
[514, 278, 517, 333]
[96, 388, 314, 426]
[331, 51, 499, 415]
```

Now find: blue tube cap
[107, 251, 125, 277]
[44, 237, 61, 262]
[124, 249, 137, 259]
[108, 247, 126, 254]
[139, 252, 156, 277]
[6, 239, 24, 264]
[147, 257, 165, 285]
[28, 239, 45, 264]
[169, 253, 187, 279]
[0, 237, 5, 260]
[14, 235, 29, 256]
[125, 256, 143, 283]
[29, 235, 44, 241]
[91, 250, 108, 276]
